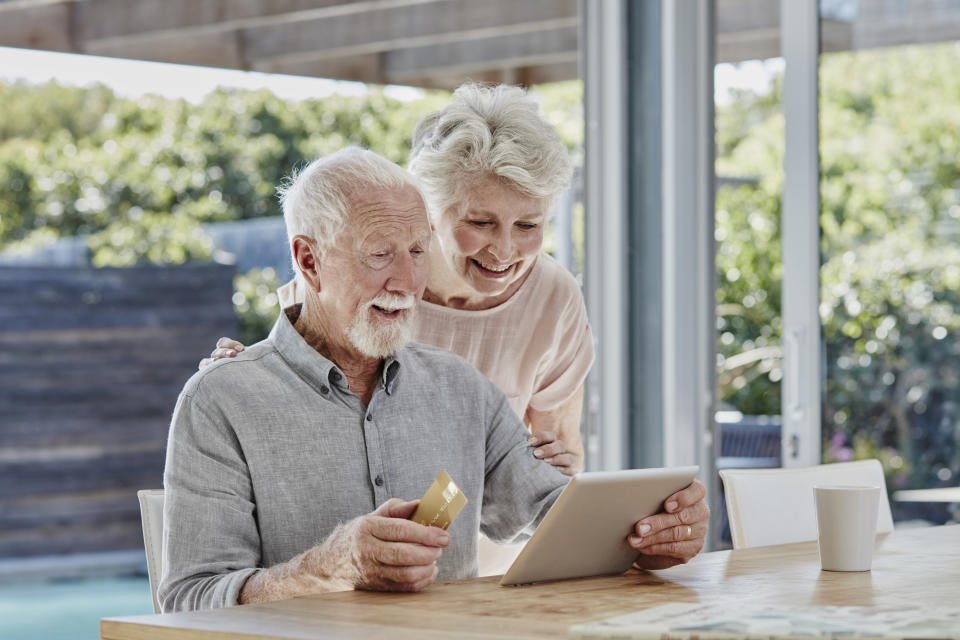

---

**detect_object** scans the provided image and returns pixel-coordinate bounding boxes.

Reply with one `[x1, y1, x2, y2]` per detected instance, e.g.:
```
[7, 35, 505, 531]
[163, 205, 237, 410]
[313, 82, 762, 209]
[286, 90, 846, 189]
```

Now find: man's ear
[291, 235, 322, 293]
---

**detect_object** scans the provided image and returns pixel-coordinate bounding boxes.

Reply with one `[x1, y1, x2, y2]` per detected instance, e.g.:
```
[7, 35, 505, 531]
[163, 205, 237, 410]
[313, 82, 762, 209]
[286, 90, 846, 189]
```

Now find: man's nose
[386, 251, 424, 294]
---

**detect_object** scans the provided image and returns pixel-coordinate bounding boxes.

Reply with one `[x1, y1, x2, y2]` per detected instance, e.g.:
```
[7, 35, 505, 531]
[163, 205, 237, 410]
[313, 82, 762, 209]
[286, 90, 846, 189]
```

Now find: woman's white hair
[278, 146, 422, 264]
[408, 83, 573, 223]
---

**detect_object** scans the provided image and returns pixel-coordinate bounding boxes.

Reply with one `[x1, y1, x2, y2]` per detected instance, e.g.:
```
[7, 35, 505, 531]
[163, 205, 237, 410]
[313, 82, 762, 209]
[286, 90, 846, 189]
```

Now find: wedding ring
[684, 525, 692, 540]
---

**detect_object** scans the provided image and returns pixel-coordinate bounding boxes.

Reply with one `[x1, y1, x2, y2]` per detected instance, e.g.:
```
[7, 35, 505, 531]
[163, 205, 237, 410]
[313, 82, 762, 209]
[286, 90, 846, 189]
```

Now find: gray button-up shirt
[158, 311, 568, 612]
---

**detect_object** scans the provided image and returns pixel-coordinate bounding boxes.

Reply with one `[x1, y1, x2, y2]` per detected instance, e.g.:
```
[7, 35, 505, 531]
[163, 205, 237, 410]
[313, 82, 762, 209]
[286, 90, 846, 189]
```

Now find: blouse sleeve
[527, 269, 596, 412]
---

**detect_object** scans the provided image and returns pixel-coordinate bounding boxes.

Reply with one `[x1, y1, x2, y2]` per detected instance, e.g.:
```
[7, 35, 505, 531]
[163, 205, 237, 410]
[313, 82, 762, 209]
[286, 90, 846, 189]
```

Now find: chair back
[137, 489, 165, 614]
[719, 459, 894, 549]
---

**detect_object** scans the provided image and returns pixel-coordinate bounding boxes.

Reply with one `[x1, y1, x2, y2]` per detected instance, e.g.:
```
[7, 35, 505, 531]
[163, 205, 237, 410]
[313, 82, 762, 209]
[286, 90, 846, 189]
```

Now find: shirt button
[366, 414, 372, 421]
[374, 475, 384, 487]
[320, 386, 329, 395]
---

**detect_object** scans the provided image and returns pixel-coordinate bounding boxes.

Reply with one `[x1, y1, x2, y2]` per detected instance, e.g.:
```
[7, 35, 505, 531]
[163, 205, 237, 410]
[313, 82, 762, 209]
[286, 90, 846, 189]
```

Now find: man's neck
[293, 297, 382, 406]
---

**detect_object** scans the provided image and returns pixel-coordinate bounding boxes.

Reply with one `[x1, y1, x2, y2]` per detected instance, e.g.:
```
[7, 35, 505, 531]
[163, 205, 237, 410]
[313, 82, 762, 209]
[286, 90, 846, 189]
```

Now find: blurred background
[1, 0, 958, 638]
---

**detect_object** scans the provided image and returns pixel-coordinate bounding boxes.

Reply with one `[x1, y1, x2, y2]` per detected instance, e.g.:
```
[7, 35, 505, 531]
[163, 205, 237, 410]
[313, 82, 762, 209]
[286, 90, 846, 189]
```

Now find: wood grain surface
[101, 524, 960, 640]
[0, 264, 236, 558]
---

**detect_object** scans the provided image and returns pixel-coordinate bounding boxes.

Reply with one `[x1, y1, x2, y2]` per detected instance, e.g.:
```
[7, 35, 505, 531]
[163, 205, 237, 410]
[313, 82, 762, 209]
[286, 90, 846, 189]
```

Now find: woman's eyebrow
[466, 206, 544, 219]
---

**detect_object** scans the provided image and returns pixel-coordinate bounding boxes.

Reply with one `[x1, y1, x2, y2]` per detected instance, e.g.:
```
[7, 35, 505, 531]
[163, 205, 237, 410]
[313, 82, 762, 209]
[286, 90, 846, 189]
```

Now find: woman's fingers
[216, 337, 245, 351]
[199, 339, 246, 371]
[531, 439, 567, 460]
[544, 453, 577, 474]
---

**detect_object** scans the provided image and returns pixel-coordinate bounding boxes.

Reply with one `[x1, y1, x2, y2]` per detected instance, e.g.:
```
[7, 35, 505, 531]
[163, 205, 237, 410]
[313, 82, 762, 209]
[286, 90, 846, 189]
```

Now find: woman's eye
[516, 222, 538, 230]
[469, 220, 492, 228]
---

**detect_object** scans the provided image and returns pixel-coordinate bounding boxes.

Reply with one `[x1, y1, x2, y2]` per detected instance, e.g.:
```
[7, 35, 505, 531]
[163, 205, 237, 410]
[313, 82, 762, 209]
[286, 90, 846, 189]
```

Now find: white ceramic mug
[813, 485, 881, 572]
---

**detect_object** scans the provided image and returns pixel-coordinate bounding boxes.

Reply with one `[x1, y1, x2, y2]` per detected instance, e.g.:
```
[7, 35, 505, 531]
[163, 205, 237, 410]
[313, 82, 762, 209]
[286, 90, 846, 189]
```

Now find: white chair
[137, 489, 165, 614]
[719, 459, 894, 549]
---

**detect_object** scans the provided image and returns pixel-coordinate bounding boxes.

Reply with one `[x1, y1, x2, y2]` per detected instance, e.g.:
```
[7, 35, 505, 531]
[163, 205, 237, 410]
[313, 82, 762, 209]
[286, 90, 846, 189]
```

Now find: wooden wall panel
[0, 264, 236, 558]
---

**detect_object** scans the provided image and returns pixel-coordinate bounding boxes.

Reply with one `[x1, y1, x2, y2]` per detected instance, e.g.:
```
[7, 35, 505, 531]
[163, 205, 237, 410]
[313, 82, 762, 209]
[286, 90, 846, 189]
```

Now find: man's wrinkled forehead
[345, 183, 430, 237]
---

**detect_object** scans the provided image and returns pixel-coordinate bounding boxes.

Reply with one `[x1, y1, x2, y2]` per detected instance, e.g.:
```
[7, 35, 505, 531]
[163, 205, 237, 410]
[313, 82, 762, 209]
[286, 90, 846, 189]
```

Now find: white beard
[346, 293, 417, 358]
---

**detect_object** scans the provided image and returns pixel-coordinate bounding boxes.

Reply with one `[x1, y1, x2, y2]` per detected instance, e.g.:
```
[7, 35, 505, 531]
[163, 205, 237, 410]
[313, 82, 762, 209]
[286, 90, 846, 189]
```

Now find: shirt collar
[268, 311, 404, 398]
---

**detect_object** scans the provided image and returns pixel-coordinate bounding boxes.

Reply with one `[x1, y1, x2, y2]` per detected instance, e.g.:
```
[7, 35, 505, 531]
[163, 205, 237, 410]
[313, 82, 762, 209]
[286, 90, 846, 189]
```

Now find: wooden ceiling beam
[395, 61, 580, 91]
[5, 0, 960, 89]
[255, 26, 579, 90]
[381, 24, 578, 79]
[0, 0, 420, 49]
[254, 23, 578, 81]
[0, 0, 73, 52]
[72, 0, 352, 42]
[240, 0, 576, 63]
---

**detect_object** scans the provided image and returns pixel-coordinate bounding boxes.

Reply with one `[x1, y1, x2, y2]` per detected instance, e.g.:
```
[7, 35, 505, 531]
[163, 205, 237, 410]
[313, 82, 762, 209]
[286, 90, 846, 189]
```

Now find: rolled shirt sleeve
[478, 378, 568, 544]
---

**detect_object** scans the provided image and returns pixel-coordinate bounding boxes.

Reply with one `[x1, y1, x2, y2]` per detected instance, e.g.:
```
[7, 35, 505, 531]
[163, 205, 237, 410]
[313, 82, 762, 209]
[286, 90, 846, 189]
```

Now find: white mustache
[366, 293, 415, 312]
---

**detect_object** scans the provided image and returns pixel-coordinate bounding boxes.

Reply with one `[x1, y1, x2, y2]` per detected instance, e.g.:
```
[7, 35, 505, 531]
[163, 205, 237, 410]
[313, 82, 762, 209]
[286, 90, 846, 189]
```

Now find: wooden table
[101, 525, 960, 640]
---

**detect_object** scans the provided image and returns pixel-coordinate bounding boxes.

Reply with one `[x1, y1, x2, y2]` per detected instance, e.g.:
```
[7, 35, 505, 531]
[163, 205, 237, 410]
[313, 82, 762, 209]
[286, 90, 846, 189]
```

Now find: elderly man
[159, 147, 708, 612]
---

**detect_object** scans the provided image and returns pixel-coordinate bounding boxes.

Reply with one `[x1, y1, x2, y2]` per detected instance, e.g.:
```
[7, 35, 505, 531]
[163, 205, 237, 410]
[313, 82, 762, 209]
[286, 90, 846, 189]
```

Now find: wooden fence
[0, 264, 236, 558]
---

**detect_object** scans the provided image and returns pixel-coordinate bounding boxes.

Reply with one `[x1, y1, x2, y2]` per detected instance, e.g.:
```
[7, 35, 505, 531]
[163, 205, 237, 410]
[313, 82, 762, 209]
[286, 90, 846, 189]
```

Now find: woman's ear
[291, 235, 322, 293]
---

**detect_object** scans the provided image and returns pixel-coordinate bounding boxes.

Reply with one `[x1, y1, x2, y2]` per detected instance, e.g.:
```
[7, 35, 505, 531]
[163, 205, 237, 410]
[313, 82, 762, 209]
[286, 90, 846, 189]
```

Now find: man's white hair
[408, 83, 573, 223]
[278, 146, 423, 266]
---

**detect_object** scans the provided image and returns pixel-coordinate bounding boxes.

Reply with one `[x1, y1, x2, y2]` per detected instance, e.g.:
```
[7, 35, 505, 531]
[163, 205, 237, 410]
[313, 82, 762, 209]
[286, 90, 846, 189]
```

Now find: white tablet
[499, 465, 700, 586]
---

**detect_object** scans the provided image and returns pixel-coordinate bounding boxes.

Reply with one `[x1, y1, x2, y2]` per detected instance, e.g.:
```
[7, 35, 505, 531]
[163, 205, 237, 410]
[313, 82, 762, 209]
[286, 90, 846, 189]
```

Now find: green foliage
[232, 268, 283, 346]
[820, 234, 960, 489]
[0, 83, 449, 259]
[87, 211, 213, 267]
[0, 81, 453, 342]
[532, 81, 584, 161]
[717, 41, 960, 493]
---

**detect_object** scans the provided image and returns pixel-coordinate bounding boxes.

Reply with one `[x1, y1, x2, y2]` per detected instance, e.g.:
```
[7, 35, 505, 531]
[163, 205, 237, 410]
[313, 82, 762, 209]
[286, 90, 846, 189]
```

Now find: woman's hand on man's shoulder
[198, 337, 246, 370]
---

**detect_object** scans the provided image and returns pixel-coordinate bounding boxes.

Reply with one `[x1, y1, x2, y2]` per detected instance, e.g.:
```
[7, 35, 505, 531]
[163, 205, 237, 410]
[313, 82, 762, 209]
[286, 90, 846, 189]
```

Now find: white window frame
[581, 0, 629, 471]
[780, 0, 822, 467]
[582, 0, 717, 489]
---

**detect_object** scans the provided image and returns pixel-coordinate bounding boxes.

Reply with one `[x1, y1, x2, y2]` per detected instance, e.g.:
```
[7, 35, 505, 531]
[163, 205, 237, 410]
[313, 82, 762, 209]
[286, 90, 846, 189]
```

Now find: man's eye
[470, 220, 492, 227]
[516, 222, 538, 230]
[364, 252, 393, 267]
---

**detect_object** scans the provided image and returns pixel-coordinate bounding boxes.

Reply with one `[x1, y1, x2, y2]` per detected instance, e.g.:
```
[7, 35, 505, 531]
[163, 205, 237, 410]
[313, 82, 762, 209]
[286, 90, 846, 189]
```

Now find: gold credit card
[410, 470, 467, 530]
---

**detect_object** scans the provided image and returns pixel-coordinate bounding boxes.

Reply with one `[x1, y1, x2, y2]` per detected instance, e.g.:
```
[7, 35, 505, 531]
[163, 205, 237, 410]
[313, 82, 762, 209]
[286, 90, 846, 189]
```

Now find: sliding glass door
[713, 0, 960, 542]
[818, 0, 960, 524]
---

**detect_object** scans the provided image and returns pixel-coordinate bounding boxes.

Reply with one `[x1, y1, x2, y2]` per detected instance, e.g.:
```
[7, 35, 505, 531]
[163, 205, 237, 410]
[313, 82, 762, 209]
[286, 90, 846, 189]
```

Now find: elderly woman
[207, 83, 594, 477]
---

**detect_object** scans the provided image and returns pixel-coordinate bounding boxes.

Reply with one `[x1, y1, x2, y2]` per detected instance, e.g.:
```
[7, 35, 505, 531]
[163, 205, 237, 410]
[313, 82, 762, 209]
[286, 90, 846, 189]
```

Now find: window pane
[819, 0, 960, 525]
[714, 0, 785, 546]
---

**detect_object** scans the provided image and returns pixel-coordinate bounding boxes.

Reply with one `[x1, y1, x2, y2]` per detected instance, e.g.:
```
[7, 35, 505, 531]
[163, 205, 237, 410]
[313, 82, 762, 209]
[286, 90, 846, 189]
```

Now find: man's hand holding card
[306, 471, 467, 594]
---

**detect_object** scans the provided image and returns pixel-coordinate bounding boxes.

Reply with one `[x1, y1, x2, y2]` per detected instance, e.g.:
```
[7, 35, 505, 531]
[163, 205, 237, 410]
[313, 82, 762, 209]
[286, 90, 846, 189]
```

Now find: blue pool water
[0, 576, 153, 640]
